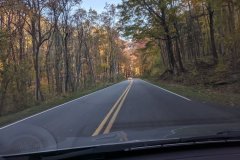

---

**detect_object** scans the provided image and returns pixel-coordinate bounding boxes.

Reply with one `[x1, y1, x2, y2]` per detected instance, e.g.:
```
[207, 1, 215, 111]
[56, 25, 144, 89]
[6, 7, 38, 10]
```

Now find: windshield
[1, 0, 240, 156]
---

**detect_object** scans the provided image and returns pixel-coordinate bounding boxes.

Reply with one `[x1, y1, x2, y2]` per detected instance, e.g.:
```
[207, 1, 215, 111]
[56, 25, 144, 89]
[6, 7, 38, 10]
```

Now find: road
[1, 79, 240, 154]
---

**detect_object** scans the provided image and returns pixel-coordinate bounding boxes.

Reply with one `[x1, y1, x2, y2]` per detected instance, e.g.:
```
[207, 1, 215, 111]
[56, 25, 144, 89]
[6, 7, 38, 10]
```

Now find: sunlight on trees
[118, 0, 240, 78]
[0, 0, 129, 115]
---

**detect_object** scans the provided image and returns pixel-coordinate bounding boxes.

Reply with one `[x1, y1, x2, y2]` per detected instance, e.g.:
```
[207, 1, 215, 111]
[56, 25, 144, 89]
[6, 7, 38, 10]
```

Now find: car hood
[1, 122, 240, 155]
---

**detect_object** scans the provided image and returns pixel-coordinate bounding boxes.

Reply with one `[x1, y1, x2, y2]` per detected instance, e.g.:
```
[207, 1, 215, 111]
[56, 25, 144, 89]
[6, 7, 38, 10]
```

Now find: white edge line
[141, 79, 191, 101]
[0, 81, 126, 130]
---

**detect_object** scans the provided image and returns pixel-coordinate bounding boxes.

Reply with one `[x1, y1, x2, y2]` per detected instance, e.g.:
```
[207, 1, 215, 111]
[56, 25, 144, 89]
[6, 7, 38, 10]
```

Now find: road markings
[141, 79, 191, 101]
[0, 82, 124, 130]
[103, 81, 132, 134]
[92, 80, 133, 136]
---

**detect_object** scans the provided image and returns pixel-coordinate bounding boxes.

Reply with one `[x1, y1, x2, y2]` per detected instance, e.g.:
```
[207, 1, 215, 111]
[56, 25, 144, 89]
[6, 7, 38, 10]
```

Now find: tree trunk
[31, 19, 43, 101]
[84, 41, 96, 85]
[173, 21, 185, 72]
[0, 78, 10, 115]
[175, 38, 185, 72]
[207, 4, 218, 64]
[161, 8, 177, 73]
[63, 32, 70, 92]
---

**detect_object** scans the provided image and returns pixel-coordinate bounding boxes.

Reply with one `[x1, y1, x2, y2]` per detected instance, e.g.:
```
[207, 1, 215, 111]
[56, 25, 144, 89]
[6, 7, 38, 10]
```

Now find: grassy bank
[145, 78, 240, 107]
[0, 82, 118, 127]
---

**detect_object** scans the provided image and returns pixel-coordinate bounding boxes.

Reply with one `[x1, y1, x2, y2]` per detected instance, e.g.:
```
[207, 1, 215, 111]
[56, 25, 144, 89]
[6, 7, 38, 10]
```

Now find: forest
[1, 0, 240, 117]
[0, 0, 130, 115]
[118, 0, 240, 102]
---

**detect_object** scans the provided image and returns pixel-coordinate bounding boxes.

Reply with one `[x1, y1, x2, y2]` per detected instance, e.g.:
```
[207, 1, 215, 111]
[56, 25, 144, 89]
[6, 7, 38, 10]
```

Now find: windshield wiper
[216, 130, 240, 137]
[130, 131, 240, 151]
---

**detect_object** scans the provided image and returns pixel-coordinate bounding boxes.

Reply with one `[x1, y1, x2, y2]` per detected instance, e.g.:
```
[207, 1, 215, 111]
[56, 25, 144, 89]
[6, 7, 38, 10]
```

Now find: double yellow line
[92, 80, 133, 136]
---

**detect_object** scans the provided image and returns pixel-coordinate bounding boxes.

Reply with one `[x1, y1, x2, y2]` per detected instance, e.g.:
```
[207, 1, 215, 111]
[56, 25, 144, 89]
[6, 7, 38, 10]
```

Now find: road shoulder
[144, 78, 240, 108]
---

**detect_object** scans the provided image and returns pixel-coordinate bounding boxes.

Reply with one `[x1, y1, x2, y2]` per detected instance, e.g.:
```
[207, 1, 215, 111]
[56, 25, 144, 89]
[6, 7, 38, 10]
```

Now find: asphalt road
[1, 79, 240, 154]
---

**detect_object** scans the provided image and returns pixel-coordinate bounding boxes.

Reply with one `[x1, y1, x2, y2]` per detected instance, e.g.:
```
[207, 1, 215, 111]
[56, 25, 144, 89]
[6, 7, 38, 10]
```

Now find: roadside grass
[0, 82, 118, 127]
[145, 78, 240, 107]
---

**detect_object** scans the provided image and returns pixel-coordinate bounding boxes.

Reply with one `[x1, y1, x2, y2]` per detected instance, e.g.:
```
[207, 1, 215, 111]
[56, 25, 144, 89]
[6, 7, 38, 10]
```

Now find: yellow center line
[92, 80, 133, 136]
[103, 81, 132, 134]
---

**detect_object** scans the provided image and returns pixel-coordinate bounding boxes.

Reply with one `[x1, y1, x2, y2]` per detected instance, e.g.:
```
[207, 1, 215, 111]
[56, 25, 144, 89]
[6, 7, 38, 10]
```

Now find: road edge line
[0, 81, 125, 130]
[141, 79, 191, 101]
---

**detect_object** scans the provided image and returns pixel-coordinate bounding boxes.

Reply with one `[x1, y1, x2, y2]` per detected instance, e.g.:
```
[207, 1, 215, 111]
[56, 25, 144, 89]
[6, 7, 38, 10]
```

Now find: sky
[81, 0, 122, 13]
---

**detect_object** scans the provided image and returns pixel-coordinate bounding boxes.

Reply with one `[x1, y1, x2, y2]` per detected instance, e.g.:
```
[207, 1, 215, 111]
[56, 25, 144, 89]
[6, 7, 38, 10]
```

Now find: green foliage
[139, 41, 165, 77]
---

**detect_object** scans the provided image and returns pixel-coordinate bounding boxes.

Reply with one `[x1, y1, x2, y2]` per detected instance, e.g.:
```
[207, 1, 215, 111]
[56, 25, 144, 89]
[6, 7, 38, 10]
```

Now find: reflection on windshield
[0, 0, 240, 156]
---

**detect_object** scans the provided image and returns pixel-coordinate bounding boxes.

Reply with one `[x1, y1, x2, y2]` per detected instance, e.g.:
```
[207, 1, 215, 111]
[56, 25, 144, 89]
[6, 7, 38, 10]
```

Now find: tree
[118, 0, 182, 74]
[206, 0, 218, 64]
[119, 0, 240, 78]
[25, 0, 53, 101]
[0, 0, 128, 115]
